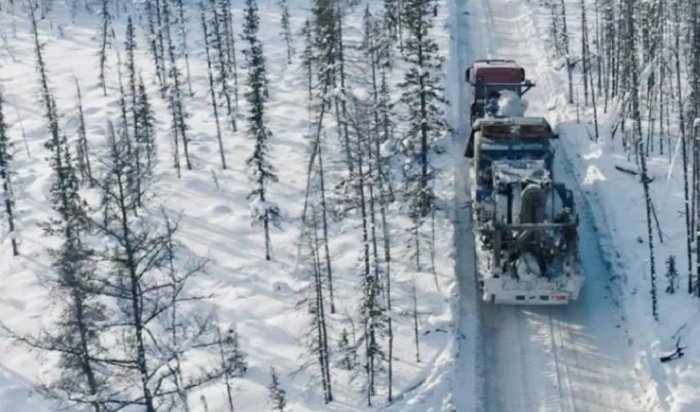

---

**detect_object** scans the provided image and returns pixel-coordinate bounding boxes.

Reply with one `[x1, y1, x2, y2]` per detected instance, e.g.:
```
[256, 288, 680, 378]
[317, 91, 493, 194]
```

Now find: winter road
[451, 0, 644, 411]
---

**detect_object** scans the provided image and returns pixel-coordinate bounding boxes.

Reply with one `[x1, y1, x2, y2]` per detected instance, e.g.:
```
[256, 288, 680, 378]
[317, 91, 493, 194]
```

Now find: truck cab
[466, 59, 534, 121]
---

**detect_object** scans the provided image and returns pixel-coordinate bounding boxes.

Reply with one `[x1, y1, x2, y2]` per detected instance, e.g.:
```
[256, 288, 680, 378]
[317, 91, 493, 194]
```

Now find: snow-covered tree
[206, 0, 238, 132]
[134, 75, 157, 181]
[98, 0, 112, 96]
[399, 0, 448, 269]
[302, 208, 333, 403]
[267, 367, 286, 412]
[243, 0, 279, 261]
[201, 2, 227, 169]
[666, 255, 679, 294]
[91, 123, 220, 410]
[0, 92, 19, 256]
[215, 324, 246, 412]
[24, 9, 107, 410]
[277, 0, 293, 64]
[73, 79, 92, 185]
[163, 0, 192, 174]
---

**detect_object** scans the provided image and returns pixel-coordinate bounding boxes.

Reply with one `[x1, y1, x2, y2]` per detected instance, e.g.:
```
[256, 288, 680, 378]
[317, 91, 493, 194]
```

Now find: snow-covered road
[451, 0, 645, 410]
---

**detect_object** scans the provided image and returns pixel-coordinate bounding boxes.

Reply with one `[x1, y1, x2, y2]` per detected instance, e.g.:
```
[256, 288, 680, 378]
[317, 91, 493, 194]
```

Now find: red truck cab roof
[467, 60, 525, 85]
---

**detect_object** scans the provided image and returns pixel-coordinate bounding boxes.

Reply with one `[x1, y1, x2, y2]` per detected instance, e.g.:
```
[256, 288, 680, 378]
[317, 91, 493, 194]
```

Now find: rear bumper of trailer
[479, 276, 583, 305]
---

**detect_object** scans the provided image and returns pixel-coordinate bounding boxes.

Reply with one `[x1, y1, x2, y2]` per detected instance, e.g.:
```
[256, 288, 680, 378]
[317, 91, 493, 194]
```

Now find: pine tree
[383, 0, 403, 50]
[91, 123, 220, 410]
[215, 324, 242, 412]
[666, 255, 679, 294]
[124, 16, 138, 139]
[175, 0, 194, 96]
[400, 0, 448, 267]
[98, 0, 112, 96]
[278, 0, 293, 64]
[163, 0, 192, 173]
[337, 328, 355, 370]
[300, 19, 316, 105]
[27, 11, 108, 404]
[144, 0, 166, 91]
[160, 211, 213, 412]
[311, 0, 353, 175]
[134, 75, 157, 179]
[201, 2, 227, 169]
[267, 367, 286, 412]
[363, 10, 396, 400]
[220, 326, 249, 378]
[303, 207, 333, 403]
[348, 96, 386, 407]
[0, 92, 19, 256]
[243, 0, 279, 261]
[218, 0, 240, 106]
[94, 124, 156, 411]
[73, 79, 93, 185]
[208, 0, 238, 132]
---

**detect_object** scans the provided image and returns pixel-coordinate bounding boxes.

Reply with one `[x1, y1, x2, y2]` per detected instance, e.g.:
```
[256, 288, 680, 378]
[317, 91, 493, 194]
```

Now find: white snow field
[0, 1, 462, 411]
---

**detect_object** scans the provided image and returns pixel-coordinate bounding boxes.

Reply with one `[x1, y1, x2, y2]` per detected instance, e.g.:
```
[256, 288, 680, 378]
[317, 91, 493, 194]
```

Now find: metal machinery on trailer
[465, 60, 584, 305]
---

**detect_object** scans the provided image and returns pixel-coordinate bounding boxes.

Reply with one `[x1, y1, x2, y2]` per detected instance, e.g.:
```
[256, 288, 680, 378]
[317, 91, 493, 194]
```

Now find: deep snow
[0, 1, 459, 411]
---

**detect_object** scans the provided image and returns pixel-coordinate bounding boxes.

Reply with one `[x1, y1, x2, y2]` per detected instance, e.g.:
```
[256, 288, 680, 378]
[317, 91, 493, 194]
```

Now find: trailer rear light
[554, 295, 567, 301]
[515, 295, 525, 301]
[540, 295, 549, 301]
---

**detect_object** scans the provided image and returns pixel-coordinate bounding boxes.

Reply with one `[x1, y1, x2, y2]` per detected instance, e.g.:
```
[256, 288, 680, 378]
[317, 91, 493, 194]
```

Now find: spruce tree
[0, 92, 19, 256]
[175, 0, 194, 96]
[135, 75, 157, 176]
[214, 326, 248, 379]
[98, 0, 112, 96]
[29, 0, 106, 384]
[243, 0, 279, 261]
[303, 207, 333, 403]
[337, 328, 355, 371]
[201, 2, 227, 169]
[267, 367, 286, 412]
[27, 10, 108, 403]
[74, 79, 93, 185]
[215, 324, 246, 412]
[144, 0, 166, 90]
[208, 0, 238, 132]
[399, 0, 448, 268]
[348, 96, 386, 407]
[91, 123, 220, 410]
[218, 0, 240, 106]
[666, 255, 679, 294]
[278, 0, 293, 64]
[124, 16, 138, 141]
[163, 0, 192, 173]
[300, 19, 316, 105]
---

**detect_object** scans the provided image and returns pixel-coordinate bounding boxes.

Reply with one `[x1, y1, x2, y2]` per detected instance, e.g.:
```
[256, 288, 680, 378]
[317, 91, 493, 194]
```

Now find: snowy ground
[3, 0, 699, 410]
[0, 1, 460, 411]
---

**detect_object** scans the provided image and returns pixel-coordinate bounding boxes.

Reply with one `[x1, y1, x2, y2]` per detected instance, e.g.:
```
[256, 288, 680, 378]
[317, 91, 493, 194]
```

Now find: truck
[465, 60, 584, 305]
